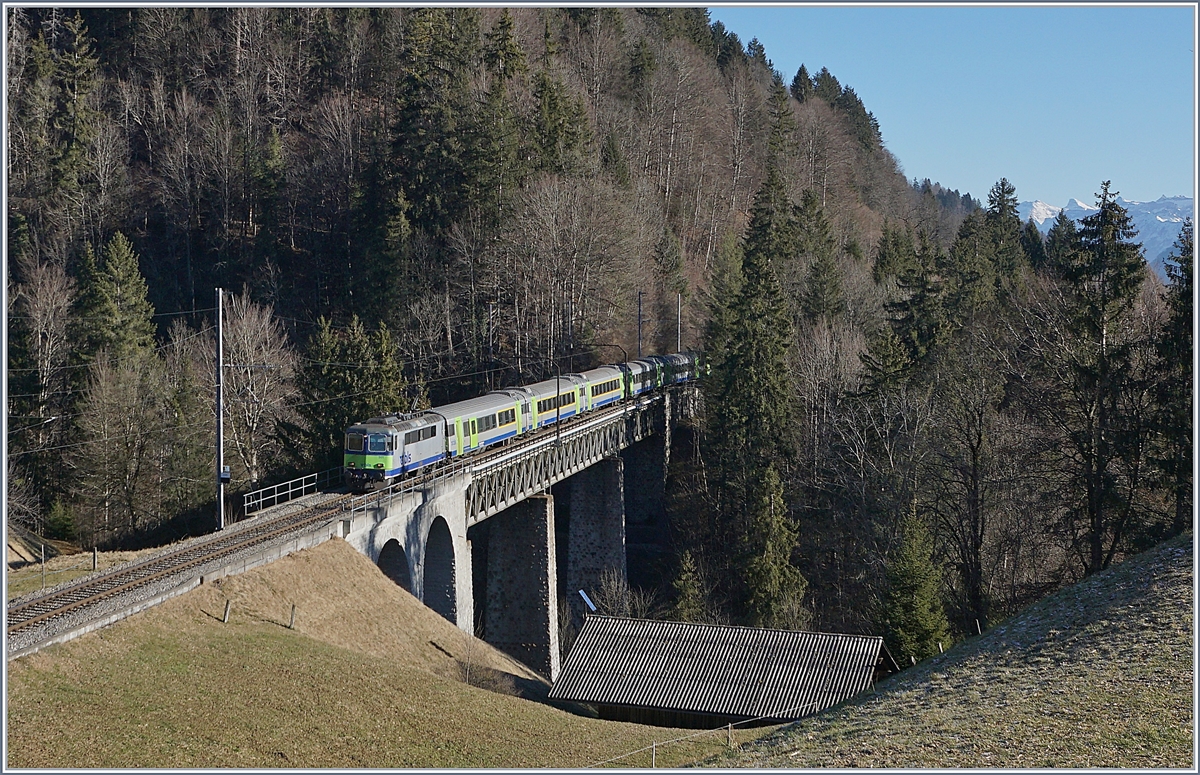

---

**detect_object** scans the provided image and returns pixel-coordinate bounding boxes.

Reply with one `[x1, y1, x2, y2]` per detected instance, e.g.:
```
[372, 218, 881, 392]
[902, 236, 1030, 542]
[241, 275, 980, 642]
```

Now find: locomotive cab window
[368, 433, 389, 453]
[346, 433, 364, 452]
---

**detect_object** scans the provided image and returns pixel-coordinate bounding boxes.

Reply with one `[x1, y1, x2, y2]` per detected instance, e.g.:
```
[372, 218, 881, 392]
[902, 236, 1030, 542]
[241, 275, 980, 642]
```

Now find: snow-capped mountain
[1018, 195, 1193, 279]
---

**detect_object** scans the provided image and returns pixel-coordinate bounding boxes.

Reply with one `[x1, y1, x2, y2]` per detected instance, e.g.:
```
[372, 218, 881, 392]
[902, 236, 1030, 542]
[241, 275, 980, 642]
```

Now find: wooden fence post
[223, 600, 231, 623]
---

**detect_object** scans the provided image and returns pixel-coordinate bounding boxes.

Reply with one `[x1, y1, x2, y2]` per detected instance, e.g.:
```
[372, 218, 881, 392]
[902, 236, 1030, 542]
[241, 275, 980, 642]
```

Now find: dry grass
[6, 546, 165, 602]
[707, 532, 1195, 768]
[6, 538, 768, 768]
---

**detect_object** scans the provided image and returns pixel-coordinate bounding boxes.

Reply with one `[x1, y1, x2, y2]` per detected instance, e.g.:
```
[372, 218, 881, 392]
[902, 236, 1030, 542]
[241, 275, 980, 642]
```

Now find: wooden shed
[549, 616, 892, 728]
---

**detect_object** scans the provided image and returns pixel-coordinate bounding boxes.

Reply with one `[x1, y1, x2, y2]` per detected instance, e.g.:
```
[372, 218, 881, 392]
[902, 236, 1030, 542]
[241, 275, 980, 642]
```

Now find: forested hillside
[7, 8, 1190, 651]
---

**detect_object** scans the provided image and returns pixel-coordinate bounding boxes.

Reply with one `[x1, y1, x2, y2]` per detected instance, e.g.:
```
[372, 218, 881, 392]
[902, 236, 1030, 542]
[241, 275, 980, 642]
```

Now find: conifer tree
[872, 222, 920, 282]
[1045, 209, 1080, 274]
[796, 190, 844, 323]
[288, 316, 416, 471]
[75, 232, 156, 364]
[703, 230, 744, 376]
[470, 9, 527, 221]
[812, 66, 841, 104]
[392, 8, 480, 231]
[800, 251, 845, 324]
[860, 327, 912, 394]
[941, 210, 998, 318]
[703, 167, 805, 626]
[741, 463, 809, 629]
[1155, 218, 1192, 536]
[1020, 217, 1048, 269]
[765, 76, 797, 161]
[671, 550, 707, 622]
[789, 64, 812, 104]
[878, 511, 951, 664]
[887, 233, 947, 367]
[1050, 182, 1148, 574]
[600, 132, 631, 186]
[49, 12, 100, 192]
[530, 69, 590, 174]
[984, 178, 1026, 275]
[709, 165, 796, 469]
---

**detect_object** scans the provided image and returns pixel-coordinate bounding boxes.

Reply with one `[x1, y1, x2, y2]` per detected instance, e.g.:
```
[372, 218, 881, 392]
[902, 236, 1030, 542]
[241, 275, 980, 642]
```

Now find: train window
[368, 433, 388, 453]
[404, 430, 419, 445]
[423, 426, 436, 440]
[346, 433, 364, 452]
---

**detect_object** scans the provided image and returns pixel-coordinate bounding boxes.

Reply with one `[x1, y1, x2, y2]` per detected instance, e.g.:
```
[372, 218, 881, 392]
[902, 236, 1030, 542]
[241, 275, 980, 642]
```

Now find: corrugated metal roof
[548, 616, 882, 722]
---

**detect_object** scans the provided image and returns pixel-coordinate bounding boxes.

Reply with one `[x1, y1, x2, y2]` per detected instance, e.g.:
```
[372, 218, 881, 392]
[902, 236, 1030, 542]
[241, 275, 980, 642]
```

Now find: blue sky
[708, 5, 1196, 207]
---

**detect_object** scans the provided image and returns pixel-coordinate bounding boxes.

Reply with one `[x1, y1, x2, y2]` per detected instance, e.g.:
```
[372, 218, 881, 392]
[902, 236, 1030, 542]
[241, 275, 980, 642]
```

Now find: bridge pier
[341, 387, 697, 672]
[355, 472, 474, 635]
[484, 495, 560, 680]
[567, 456, 626, 627]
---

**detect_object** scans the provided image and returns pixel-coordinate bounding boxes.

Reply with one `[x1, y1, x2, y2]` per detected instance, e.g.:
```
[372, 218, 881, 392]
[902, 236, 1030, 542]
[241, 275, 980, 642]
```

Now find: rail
[8, 493, 353, 642]
[243, 467, 342, 515]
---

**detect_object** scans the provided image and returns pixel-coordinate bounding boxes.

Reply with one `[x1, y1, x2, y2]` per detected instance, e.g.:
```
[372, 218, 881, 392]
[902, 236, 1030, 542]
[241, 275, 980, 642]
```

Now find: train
[343, 351, 702, 490]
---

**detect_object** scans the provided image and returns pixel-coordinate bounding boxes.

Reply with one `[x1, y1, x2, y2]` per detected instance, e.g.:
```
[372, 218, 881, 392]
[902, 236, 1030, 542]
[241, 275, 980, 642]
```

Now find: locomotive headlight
[375, 463, 384, 469]
[347, 462, 355, 468]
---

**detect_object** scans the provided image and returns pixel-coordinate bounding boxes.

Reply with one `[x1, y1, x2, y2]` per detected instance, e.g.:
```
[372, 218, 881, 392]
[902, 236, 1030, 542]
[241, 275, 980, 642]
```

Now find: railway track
[7, 492, 352, 640]
[6, 385, 689, 654]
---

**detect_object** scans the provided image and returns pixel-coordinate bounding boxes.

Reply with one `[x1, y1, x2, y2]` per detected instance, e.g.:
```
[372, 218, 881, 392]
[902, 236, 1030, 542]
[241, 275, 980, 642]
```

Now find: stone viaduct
[334, 385, 697, 681]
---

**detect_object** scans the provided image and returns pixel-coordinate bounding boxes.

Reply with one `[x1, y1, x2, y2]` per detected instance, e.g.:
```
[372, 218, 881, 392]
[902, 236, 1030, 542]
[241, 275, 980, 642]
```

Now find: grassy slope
[707, 532, 1195, 768]
[7, 546, 164, 602]
[6, 538, 766, 768]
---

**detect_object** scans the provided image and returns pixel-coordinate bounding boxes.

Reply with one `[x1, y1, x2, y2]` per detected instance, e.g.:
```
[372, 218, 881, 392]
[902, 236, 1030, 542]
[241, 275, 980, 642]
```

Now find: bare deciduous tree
[213, 291, 299, 488]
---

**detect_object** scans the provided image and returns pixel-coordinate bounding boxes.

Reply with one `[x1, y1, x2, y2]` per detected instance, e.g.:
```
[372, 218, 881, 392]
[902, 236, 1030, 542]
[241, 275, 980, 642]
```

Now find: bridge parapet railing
[243, 467, 342, 516]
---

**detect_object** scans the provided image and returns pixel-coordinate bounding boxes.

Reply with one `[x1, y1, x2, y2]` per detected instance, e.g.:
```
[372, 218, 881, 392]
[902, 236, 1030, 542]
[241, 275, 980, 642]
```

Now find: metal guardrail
[243, 467, 343, 515]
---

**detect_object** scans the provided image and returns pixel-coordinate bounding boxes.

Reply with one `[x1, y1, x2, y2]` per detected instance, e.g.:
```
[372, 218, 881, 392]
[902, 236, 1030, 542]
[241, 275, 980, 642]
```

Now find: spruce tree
[530, 69, 590, 174]
[873, 222, 920, 282]
[1156, 219, 1192, 536]
[813, 66, 841, 104]
[49, 12, 100, 192]
[796, 190, 844, 323]
[789, 64, 812, 103]
[703, 230, 744, 377]
[710, 165, 796, 468]
[741, 463, 809, 629]
[765, 76, 796, 162]
[703, 167, 805, 626]
[941, 210, 998, 318]
[671, 550, 707, 622]
[1020, 217, 1048, 269]
[1045, 209, 1080, 275]
[1056, 182, 1148, 574]
[859, 327, 911, 394]
[800, 251, 845, 324]
[887, 233, 947, 367]
[392, 8, 480, 231]
[469, 9, 528, 222]
[75, 232, 156, 363]
[878, 512, 951, 664]
[984, 178, 1026, 275]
